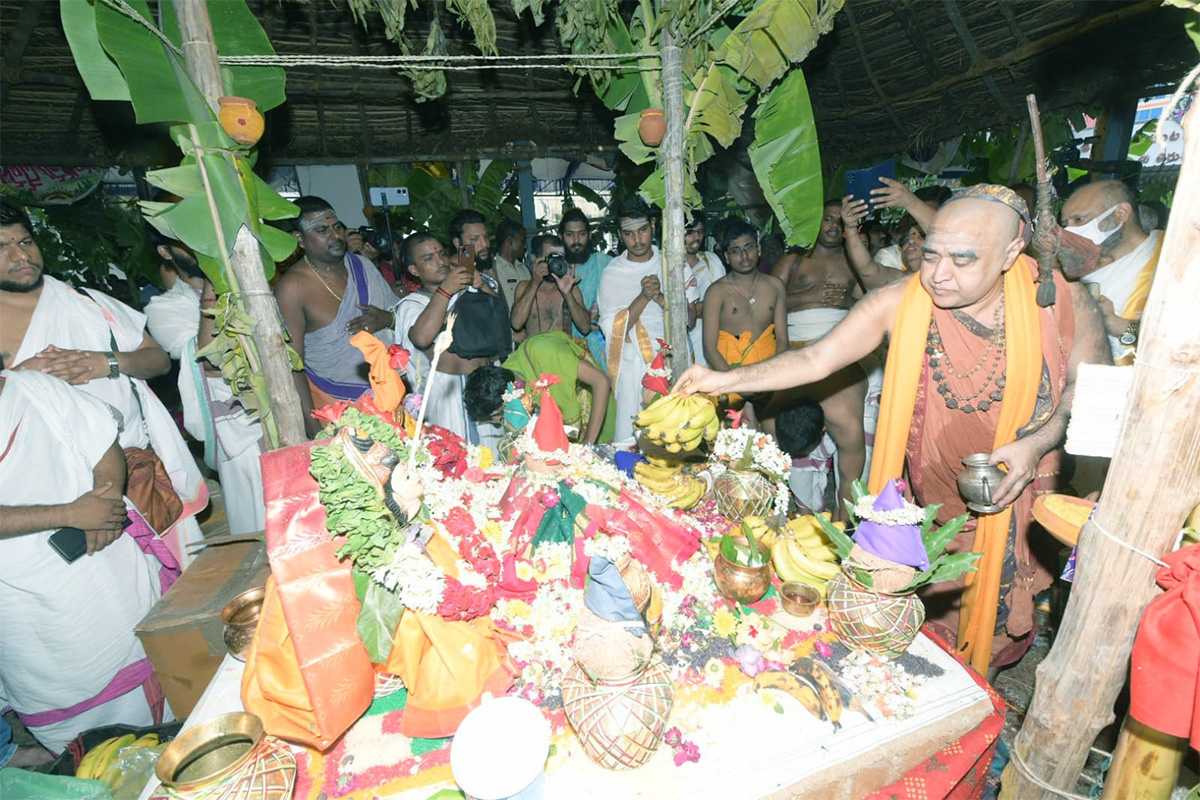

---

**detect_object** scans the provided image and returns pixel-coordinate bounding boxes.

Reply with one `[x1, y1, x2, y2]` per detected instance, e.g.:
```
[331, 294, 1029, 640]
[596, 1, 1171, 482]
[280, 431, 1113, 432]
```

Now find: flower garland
[435, 507, 501, 621]
[853, 492, 926, 526]
[709, 427, 792, 517]
[374, 535, 445, 615]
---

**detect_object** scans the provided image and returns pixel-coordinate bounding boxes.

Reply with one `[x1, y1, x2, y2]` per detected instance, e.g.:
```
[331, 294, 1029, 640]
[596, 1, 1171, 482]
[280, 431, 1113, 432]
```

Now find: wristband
[436, 287, 453, 300]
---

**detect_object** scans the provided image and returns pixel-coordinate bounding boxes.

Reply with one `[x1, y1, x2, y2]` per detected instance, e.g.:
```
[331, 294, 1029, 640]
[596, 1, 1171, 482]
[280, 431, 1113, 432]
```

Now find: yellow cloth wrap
[868, 258, 1043, 674]
[605, 309, 656, 386]
[717, 324, 777, 405]
[349, 331, 407, 414]
[1116, 234, 1164, 366]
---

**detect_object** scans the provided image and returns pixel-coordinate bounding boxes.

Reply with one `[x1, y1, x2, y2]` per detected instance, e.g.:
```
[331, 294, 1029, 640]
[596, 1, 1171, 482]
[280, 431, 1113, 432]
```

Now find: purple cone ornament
[853, 480, 930, 570]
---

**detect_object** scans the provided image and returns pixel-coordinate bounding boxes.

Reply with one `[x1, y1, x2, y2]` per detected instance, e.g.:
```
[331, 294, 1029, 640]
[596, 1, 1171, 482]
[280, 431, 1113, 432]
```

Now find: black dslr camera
[545, 252, 569, 279]
[358, 227, 392, 254]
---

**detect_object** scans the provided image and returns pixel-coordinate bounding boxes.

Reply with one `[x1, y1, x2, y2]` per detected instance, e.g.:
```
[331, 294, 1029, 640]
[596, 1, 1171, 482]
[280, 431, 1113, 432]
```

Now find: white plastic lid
[450, 696, 550, 800]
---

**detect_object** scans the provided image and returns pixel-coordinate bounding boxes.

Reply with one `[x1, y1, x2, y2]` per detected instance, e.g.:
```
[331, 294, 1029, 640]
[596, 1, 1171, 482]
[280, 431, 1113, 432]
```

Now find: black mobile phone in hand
[48, 527, 88, 564]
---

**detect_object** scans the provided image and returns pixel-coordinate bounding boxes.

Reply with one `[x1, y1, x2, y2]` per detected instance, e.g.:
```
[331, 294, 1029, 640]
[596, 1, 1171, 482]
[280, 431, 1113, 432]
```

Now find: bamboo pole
[659, 31, 690, 380]
[173, 0, 307, 448]
[999, 90, 1200, 799]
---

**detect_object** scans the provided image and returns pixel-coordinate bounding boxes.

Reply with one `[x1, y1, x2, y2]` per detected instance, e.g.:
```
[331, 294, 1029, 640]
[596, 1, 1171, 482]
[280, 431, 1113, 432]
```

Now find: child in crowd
[701, 218, 789, 419]
[776, 397, 837, 515]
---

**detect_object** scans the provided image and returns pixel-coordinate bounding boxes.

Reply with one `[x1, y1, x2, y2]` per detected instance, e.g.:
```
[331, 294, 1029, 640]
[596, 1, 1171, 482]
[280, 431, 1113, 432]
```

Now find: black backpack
[448, 288, 513, 359]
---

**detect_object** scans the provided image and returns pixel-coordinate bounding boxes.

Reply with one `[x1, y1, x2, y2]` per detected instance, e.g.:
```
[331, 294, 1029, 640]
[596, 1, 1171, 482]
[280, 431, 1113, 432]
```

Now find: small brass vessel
[220, 586, 265, 661]
[780, 582, 821, 617]
[713, 536, 771, 604]
[155, 712, 263, 791]
[957, 453, 1007, 514]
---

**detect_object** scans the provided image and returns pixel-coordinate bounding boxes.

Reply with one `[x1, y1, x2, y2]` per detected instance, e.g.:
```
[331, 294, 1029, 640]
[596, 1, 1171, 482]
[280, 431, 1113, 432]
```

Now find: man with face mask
[1059, 180, 1160, 364]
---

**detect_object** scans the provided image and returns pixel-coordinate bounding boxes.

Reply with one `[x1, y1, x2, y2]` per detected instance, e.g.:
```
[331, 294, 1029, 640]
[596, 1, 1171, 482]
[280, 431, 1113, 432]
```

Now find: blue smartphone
[845, 159, 896, 212]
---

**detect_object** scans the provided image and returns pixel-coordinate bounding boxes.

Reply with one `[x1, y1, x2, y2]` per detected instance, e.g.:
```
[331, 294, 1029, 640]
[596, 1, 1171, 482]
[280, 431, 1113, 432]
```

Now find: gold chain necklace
[729, 271, 760, 306]
[305, 255, 344, 302]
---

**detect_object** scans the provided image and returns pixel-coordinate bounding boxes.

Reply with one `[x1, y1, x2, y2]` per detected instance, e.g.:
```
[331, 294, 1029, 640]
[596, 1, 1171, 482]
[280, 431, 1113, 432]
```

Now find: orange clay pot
[638, 108, 666, 147]
[218, 96, 265, 145]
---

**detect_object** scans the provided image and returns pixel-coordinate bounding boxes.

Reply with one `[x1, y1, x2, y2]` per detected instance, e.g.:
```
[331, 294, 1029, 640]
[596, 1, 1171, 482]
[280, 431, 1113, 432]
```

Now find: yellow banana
[633, 462, 679, 483]
[76, 742, 106, 780]
[668, 481, 704, 510]
[790, 546, 841, 580]
[635, 394, 681, 428]
[753, 671, 827, 723]
[797, 540, 838, 562]
[664, 441, 683, 453]
[636, 473, 682, 495]
[703, 413, 720, 440]
[797, 658, 843, 731]
[131, 733, 159, 748]
[771, 537, 805, 583]
[645, 455, 677, 468]
[78, 734, 129, 780]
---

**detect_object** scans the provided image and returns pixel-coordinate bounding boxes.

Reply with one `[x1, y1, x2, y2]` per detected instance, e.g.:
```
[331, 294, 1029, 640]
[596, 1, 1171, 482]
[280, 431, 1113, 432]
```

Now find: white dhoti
[0, 371, 167, 752]
[786, 307, 848, 345]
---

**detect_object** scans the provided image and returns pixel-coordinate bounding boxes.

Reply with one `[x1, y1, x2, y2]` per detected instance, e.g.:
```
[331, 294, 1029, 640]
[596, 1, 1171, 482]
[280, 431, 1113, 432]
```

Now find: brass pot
[713, 543, 771, 605]
[220, 586, 265, 661]
[957, 453, 1007, 514]
[155, 712, 263, 791]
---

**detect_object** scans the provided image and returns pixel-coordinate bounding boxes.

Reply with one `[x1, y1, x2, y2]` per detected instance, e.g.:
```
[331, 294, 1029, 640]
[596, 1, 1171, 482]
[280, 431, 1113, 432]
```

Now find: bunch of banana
[76, 732, 158, 780]
[632, 460, 706, 509]
[753, 658, 844, 732]
[741, 515, 778, 550]
[772, 515, 841, 596]
[634, 393, 719, 452]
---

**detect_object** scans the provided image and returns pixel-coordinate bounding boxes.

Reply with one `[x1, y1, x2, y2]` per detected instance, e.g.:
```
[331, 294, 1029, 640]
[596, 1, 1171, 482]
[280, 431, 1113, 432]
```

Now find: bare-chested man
[510, 234, 591, 339]
[769, 199, 872, 513]
[274, 196, 400, 437]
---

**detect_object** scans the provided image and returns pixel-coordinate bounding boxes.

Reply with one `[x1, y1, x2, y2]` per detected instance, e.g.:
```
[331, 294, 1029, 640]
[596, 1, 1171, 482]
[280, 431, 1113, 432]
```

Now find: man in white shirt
[143, 233, 265, 535]
[491, 218, 531, 309]
[684, 213, 726, 367]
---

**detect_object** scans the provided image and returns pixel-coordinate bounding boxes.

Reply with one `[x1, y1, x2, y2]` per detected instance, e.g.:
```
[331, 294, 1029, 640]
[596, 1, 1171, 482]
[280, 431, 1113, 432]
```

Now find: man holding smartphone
[0, 368, 168, 759]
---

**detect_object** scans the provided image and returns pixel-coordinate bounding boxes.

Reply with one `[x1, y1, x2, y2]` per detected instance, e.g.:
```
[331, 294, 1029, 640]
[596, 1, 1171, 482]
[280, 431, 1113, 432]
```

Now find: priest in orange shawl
[676, 186, 1110, 676]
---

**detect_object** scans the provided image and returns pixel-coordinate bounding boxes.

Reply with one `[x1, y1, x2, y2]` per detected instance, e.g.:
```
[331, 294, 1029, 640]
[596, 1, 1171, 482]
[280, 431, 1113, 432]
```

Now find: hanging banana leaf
[570, 181, 609, 211]
[61, 0, 129, 102]
[748, 69, 822, 246]
[511, 0, 549, 26]
[614, 111, 657, 165]
[688, 63, 747, 149]
[718, 0, 842, 90]
[445, 0, 498, 55]
[404, 23, 449, 102]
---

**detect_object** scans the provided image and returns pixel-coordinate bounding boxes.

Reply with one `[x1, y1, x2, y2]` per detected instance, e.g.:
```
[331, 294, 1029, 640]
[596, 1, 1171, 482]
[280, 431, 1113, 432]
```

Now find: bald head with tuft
[920, 197, 1025, 312]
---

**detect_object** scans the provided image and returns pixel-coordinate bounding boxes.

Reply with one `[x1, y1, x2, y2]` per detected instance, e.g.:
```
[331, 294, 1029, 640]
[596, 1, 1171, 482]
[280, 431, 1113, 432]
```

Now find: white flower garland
[853, 493, 926, 526]
[583, 533, 633, 562]
[710, 428, 791, 481]
[372, 537, 445, 615]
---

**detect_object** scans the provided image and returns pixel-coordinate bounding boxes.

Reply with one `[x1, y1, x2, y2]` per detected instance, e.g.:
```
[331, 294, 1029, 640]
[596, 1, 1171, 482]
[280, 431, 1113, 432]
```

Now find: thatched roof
[0, 0, 1195, 170]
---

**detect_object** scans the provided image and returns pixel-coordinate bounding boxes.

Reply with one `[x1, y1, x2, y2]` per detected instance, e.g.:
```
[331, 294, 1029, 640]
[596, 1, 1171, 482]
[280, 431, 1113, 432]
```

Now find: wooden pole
[173, 0, 307, 448]
[659, 31, 690, 380]
[1100, 717, 1187, 800]
[999, 92, 1200, 799]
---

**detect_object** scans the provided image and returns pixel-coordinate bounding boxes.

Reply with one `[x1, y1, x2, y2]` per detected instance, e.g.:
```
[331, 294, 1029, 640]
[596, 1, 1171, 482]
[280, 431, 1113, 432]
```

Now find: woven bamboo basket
[561, 659, 674, 770]
[712, 468, 775, 520]
[826, 569, 925, 660]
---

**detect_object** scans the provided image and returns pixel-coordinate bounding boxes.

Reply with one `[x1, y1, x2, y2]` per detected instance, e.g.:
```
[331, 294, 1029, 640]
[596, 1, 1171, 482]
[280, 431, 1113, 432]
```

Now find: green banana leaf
[570, 181, 608, 211]
[471, 159, 514, 214]
[718, 0, 842, 90]
[61, 0, 129, 102]
[614, 112, 657, 165]
[445, 0, 498, 55]
[94, 0, 210, 125]
[748, 69, 822, 247]
[356, 575, 406, 664]
[512, 0, 549, 25]
[688, 63, 748, 149]
[159, 0, 286, 112]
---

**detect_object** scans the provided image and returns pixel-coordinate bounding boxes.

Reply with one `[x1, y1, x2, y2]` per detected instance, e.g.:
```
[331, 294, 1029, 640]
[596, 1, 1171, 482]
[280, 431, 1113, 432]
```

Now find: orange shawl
[869, 256, 1072, 673]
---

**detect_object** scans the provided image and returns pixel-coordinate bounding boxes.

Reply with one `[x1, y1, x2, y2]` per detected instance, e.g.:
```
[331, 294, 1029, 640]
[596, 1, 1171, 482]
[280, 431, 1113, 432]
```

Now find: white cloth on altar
[1079, 229, 1162, 359]
[0, 370, 162, 752]
[597, 246, 666, 441]
[14, 277, 206, 560]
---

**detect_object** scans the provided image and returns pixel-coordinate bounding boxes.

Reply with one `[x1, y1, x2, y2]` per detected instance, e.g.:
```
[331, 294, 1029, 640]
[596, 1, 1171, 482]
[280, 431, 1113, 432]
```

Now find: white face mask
[1064, 204, 1123, 246]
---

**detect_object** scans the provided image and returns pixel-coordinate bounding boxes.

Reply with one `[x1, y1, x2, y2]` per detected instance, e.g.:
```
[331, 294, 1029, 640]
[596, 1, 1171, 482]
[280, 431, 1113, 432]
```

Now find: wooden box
[134, 541, 270, 718]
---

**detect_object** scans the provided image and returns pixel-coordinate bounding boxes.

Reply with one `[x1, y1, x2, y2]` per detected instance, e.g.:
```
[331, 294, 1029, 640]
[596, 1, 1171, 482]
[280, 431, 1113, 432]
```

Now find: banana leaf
[445, 0, 498, 55]
[748, 69, 822, 247]
[570, 181, 608, 211]
[471, 159, 514, 215]
[688, 63, 748, 149]
[61, 0, 129, 102]
[93, 0, 210, 125]
[512, 0, 549, 25]
[814, 513, 855, 560]
[159, 0, 286, 112]
[614, 112, 657, 166]
[717, 0, 842, 91]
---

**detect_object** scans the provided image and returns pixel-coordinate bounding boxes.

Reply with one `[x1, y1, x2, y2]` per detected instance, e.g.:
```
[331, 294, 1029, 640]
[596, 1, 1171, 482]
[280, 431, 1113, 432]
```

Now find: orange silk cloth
[869, 258, 1074, 674]
[718, 324, 778, 405]
[717, 323, 777, 368]
[350, 331, 407, 414]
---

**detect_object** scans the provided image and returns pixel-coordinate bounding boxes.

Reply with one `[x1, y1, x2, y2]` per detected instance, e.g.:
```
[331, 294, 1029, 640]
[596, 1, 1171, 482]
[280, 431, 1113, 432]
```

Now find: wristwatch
[1119, 320, 1139, 347]
[103, 351, 120, 379]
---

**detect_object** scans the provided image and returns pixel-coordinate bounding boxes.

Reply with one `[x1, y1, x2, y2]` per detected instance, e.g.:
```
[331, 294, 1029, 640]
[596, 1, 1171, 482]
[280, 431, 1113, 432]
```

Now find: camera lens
[546, 253, 568, 278]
